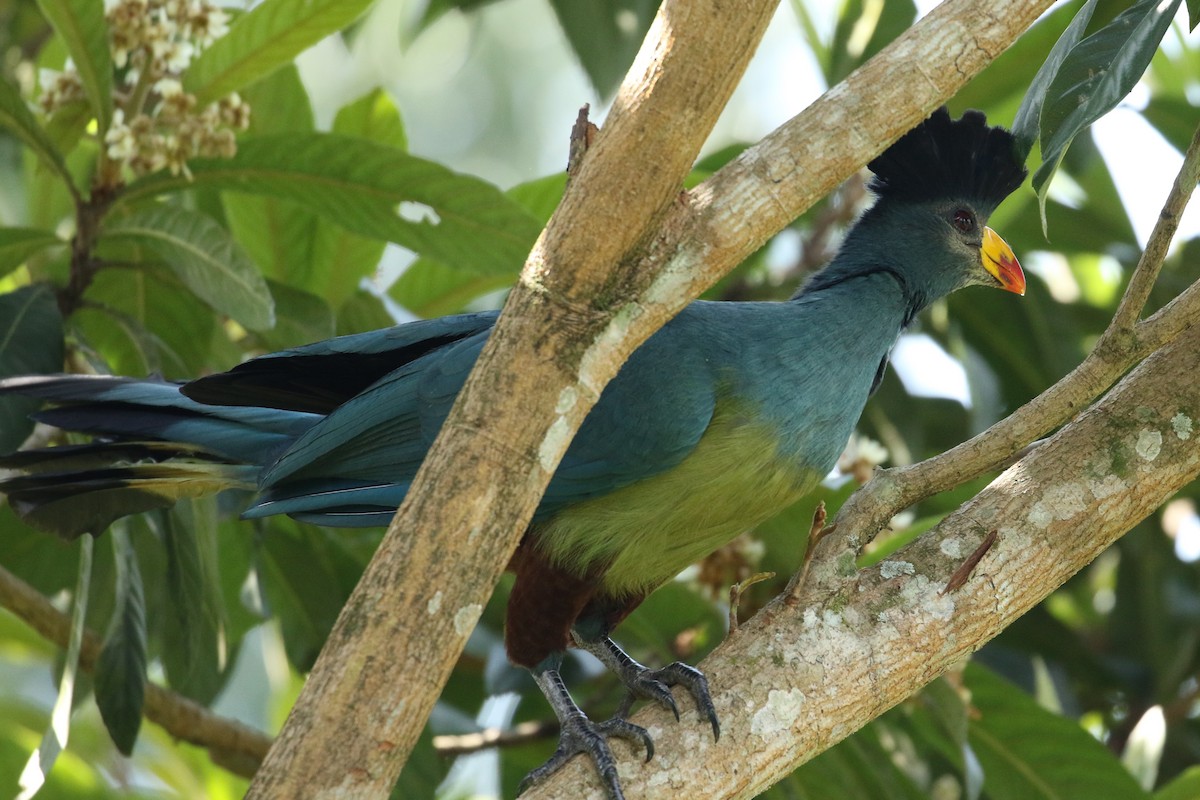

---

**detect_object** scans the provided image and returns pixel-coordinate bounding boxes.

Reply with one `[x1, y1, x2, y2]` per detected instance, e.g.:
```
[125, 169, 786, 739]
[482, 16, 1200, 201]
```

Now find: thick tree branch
[248, 1, 1054, 796]
[0, 562, 271, 777]
[826, 119, 1200, 554]
[525, 302, 1200, 800]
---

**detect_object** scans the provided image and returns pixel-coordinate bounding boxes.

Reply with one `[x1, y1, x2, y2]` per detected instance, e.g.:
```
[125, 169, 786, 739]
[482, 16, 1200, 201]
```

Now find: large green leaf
[72, 267, 224, 378]
[389, 173, 564, 315]
[222, 65, 318, 290]
[122, 134, 543, 277]
[0, 227, 64, 280]
[0, 75, 74, 190]
[184, 0, 375, 106]
[93, 525, 147, 756]
[35, 0, 113, 133]
[547, 0, 659, 98]
[967, 663, 1148, 800]
[1011, 0, 1098, 159]
[159, 499, 225, 704]
[0, 285, 65, 453]
[103, 204, 275, 331]
[1156, 767, 1200, 800]
[255, 518, 364, 670]
[306, 88, 407, 305]
[1032, 0, 1183, 228]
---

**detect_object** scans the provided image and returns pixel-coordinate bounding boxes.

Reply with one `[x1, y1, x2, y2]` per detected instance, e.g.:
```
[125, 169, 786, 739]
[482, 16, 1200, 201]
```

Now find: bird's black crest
[867, 107, 1027, 215]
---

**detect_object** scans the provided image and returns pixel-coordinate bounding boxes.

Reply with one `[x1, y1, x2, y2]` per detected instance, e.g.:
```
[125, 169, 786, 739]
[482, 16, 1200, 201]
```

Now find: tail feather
[0, 373, 311, 538]
[1, 449, 258, 539]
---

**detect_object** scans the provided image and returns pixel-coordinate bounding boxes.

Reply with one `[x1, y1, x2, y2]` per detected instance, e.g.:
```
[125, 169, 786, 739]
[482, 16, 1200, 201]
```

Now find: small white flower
[104, 109, 136, 161]
[154, 77, 183, 97]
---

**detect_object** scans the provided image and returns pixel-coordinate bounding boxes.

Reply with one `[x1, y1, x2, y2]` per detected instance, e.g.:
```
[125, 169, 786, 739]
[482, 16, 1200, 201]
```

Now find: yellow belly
[533, 410, 818, 598]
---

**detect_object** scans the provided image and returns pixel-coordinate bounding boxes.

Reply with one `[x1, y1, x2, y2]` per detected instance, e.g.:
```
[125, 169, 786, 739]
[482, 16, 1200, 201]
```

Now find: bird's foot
[524, 667, 653, 800]
[576, 636, 720, 741]
[518, 713, 652, 800]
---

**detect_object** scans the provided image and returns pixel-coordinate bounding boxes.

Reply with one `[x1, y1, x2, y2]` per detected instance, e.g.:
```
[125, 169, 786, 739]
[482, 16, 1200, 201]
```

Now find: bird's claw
[518, 714, 654, 800]
[622, 661, 720, 741]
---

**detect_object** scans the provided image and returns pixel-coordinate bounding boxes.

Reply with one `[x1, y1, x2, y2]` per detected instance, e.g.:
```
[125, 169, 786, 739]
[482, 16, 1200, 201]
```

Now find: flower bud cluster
[37, 0, 249, 183]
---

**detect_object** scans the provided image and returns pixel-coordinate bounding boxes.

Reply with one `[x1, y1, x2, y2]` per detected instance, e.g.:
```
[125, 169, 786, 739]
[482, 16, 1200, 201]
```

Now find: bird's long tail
[0, 375, 321, 539]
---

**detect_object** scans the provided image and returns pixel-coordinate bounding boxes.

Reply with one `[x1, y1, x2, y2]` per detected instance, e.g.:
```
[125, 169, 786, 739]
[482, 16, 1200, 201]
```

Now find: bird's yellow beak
[981, 226, 1025, 296]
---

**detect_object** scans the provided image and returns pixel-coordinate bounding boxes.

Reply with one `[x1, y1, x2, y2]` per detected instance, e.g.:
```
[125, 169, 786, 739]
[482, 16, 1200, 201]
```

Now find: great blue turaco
[0, 107, 1026, 798]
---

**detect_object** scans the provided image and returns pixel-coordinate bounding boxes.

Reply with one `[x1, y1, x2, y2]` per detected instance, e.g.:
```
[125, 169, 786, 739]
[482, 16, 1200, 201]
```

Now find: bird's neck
[795, 255, 929, 328]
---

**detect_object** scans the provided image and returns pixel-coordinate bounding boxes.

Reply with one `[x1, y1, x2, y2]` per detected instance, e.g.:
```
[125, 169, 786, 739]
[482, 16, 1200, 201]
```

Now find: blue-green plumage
[0, 107, 1030, 799]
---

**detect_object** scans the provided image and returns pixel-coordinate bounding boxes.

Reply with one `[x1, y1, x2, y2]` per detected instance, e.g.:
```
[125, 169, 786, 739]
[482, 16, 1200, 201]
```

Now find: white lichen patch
[879, 560, 916, 579]
[538, 415, 573, 472]
[554, 385, 579, 414]
[1172, 413, 1193, 441]
[1088, 474, 1126, 500]
[1028, 482, 1089, 529]
[940, 538, 963, 559]
[426, 591, 443, 616]
[1136, 429, 1163, 461]
[821, 610, 844, 629]
[751, 688, 806, 736]
[453, 603, 483, 636]
[577, 302, 642, 396]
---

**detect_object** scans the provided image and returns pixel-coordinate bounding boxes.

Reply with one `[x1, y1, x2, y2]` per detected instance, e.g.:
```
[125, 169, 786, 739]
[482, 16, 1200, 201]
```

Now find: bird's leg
[519, 654, 654, 800]
[572, 633, 720, 741]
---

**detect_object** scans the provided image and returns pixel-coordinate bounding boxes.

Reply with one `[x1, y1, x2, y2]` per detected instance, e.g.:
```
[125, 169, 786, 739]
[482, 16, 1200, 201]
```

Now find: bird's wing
[537, 325, 718, 515]
[183, 310, 500, 414]
[253, 314, 717, 521]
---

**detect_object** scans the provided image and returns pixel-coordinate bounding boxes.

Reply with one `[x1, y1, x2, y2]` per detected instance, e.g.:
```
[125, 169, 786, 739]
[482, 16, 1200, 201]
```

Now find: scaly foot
[575, 635, 720, 741]
[522, 668, 653, 800]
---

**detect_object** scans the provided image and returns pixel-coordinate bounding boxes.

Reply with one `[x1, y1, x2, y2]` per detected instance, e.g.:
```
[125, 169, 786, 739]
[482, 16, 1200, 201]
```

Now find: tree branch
[0, 562, 271, 777]
[524, 298, 1200, 800]
[247, 0, 1054, 796]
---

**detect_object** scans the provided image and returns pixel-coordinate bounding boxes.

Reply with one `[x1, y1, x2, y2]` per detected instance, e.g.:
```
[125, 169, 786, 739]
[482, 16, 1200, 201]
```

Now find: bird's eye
[951, 209, 975, 232]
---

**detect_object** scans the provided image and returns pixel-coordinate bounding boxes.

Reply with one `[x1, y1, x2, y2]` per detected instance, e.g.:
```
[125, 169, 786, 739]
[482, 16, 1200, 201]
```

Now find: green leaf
[305, 88, 408, 305]
[94, 525, 147, 755]
[184, 0, 374, 106]
[255, 518, 363, 670]
[35, 0, 113, 132]
[1156, 767, 1200, 800]
[826, 0, 917, 86]
[1011, 0, 1098, 159]
[1032, 0, 1183, 230]
[253, 279, 335, 351]
[547, 0, 659, 98]
[0, 285, 65, 452]
[335, 289, 396, 335]
[222, 65, 318, 290]
[389, 173, 563, 315]
[0, 227, 64, 279]
[103, 205, 275, 331]
[159, 499, 225, 704]
[966, 663, 1149, 800]
[122, 134, 542, 277]
[0, 75, 74, 190]
[16, 535, 92, 799]
[333, 87, 407, 151]
[73, 267, 223, 378]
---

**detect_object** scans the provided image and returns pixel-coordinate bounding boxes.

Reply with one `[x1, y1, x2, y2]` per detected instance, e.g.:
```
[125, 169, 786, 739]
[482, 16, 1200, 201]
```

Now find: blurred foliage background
[0, 0, 1199, 798]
